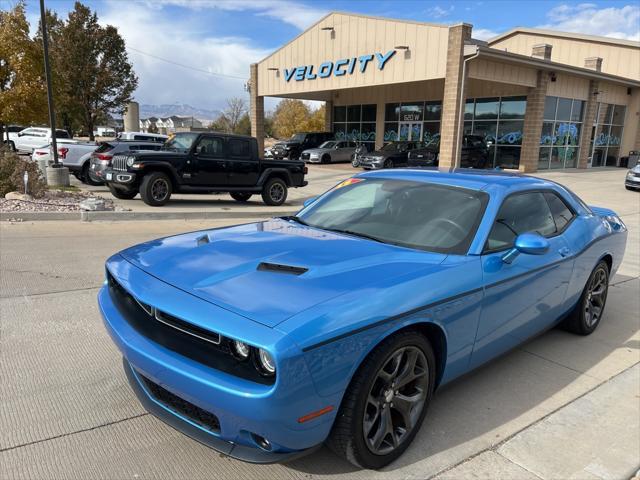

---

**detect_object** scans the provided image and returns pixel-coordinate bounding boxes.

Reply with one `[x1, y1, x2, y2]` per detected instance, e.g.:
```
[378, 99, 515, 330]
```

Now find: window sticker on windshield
[334, 178, 364, 190]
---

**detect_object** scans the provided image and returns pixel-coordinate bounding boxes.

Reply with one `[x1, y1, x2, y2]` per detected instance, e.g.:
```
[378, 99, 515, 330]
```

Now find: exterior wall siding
[257, 13, 450, 97]
[489, 33, 640, 80]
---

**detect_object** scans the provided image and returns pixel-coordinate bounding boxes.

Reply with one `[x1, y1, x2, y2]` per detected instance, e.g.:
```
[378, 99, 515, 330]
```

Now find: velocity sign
[283, 50, 396, 82]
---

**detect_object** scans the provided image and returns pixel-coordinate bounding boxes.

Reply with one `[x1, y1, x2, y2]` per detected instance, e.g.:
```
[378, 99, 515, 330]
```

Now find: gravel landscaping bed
[0, 190, 116, 213]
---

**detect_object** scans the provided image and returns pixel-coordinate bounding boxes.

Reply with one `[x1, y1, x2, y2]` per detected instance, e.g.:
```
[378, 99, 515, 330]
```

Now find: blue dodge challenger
[99, 169, 627, 469]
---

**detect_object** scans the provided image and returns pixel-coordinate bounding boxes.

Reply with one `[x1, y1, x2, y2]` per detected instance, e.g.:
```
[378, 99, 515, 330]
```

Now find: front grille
[138, 372, 221, 433]
[107, 271, 274, 385]
[112, 155, 128, 171]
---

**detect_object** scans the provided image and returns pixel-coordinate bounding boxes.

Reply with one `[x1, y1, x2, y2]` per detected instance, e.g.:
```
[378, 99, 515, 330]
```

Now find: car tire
[327, 329, 436, 469]
[261, 177, 288, 206]
[81, 163, 103, 186]
[562, 260, 610, 335]
[321, 154, 331, 164]
[108, 185, 138, 200]
[383, 159, 394, 169]
[140, 171, 172, 206]
[230, 192, 252, 202]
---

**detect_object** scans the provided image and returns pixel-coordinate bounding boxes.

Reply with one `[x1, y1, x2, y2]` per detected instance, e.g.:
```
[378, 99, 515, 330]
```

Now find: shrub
[0, 146, 47, 198]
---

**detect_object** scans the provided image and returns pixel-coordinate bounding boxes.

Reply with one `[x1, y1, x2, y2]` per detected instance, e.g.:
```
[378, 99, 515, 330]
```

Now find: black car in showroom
[358, 141, 424, 169]
[270, 132, 334, 160]
[408, 135, 490, 169]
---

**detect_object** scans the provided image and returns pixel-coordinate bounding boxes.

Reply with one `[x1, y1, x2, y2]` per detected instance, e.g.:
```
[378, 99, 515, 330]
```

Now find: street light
[39, 0, 59, 167]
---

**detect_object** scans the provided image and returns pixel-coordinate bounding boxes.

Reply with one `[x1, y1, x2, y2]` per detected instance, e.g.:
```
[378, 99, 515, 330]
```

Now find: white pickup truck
[30, 140, 100, 184]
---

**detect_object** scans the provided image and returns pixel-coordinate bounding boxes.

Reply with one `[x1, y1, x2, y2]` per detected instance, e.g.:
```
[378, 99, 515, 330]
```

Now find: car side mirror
[502, 232, 550, 264]
[334, 145, 340, 149]
[303, 197, 317, 208]
[17, 132, 23, 137]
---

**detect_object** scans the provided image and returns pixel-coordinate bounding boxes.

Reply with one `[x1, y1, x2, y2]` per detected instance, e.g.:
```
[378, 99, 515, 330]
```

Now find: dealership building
[249, 12, 640, 172]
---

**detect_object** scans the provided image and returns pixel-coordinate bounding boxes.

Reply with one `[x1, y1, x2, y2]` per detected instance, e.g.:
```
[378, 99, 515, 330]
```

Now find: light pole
[39, 0, 59, 167]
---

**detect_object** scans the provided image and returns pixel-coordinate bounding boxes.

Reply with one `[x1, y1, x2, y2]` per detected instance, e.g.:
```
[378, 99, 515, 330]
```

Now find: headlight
[257, 348, 276, 375]
[627, 172, 634, 178]
[126, 156, 136, 167]
[231, 340, 250, 360]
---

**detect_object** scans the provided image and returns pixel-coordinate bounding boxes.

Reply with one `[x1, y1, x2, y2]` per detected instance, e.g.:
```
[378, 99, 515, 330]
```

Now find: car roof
[358, 168, 552, 192]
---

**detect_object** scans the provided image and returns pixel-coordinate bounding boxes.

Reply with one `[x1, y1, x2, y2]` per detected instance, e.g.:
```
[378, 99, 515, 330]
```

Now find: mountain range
[138, 104, 222, 122]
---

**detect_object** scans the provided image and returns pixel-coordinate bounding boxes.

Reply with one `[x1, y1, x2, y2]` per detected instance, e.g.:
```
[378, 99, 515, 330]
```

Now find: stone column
[324, 100, 333, 132]
[249, 63, 265, 157]
[577, 80, 600, 169]
[519, 70, 550, 173]
[439, 23, 472, 169]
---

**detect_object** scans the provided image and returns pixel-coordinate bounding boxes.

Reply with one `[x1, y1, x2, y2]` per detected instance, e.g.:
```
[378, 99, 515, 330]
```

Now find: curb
[1, 209, 298, 222]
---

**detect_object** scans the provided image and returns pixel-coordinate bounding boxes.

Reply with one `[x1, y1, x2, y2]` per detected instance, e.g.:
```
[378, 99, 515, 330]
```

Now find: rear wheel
[108, 185, 138, 200]
[562, 260, 610, 335]
[81, 163, 103, 186]
[327, 330, 435, 469]
[230, 192, 252, 202]
[383, 159, 394, 169]
[261, 177, 288, 206]
[321, 154, 331, 164]
[140, 171, 172, 206]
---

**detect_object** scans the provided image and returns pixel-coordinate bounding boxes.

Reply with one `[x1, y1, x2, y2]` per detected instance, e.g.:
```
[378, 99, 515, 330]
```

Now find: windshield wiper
[279, 215, 310, 226]
[322, 227, 387, 244]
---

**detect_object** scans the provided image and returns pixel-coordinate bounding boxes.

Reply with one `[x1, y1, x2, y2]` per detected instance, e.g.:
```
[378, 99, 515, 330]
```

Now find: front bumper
[625, 175, 640, 189]
[359, 160, 384, 170]
[103, 168, 137, 186]
[123, 358, 318, 463]
[98, 257, 335, 462]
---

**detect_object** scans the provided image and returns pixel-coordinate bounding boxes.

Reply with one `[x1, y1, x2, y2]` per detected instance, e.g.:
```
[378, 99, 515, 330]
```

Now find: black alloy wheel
[563, 260, 610, 335]
[383, 159, 394, 169]
[261, 177, 288, 206]
[230, 192, 252, 202]
[327, 329, 435, 469]
[363, 346, 430, 455]
[140, 171, 173, 206]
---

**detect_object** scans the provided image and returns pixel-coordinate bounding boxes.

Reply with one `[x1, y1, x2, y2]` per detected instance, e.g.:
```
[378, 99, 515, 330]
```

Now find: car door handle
[558, 247, 570, 257]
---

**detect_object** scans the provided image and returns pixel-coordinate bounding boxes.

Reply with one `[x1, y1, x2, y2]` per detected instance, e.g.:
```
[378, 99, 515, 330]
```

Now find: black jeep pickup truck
[103, 132, 308, 206]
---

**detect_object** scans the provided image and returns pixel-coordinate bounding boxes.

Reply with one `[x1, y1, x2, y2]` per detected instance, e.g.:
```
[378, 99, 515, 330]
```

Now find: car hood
[274, 142, 300, 148]
[129, 150, 186, 159]
[302, 147, 329, 155]
[629, 164, 640, 174]
[119, 219, 446, 328]
[363, 150, 394, 159]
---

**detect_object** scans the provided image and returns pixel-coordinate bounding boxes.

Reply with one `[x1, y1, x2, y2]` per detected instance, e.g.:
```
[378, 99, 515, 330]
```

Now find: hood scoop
[257, 262, 308, 276]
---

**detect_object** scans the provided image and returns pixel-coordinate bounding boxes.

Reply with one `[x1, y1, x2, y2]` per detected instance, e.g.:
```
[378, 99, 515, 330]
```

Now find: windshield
[162, 133, 199, 152]
[297, 178, 488, 254]
[319, 141, 337, 149]
[290, 133, 306, 143]
[381, 142, 404, 152]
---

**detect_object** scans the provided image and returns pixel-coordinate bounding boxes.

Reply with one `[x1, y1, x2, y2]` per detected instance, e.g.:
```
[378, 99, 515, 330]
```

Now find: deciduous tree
[55, 2, 138, 139]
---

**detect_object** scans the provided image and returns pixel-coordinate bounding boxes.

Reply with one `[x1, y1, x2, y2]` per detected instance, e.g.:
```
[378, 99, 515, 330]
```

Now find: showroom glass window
[333, 104, 377, 151]
[590, 103, 626, 167]
[538, 96, 585, 170]
[463, 96, 526, 168]
[384, 101, 441, 144]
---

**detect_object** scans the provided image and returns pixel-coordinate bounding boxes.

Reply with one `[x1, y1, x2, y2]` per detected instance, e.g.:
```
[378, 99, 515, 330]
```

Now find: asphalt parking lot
[1, 168, 638, 479]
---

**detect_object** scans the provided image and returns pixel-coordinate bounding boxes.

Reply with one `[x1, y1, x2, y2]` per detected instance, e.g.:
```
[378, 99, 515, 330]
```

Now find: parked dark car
[408, 135, 490, 169]
[103, 132, 308, 206]
[89, 140, 165, 184]
[358, 141, 424, 169]
[271, 132, 334, 160]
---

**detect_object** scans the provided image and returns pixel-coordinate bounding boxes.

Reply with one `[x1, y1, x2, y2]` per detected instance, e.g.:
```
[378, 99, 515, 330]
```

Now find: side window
[229, 139, 251, 159]
[195, 136, 224, 157]
[486, 192, 557, 252]
[544, 192, 575, 232]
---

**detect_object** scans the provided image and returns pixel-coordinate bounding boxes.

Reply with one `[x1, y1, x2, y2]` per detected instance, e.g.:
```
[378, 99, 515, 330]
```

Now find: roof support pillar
[250, 63, 265, 158]
[324, 100, 333, 132]
[577, 80, 600, 169]
[519, 70, 550, 173]
[439, 23, 472, 169]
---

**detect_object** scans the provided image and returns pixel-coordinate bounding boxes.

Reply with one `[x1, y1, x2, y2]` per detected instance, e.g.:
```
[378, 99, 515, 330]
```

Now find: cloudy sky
[5, 0, 640, 112]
